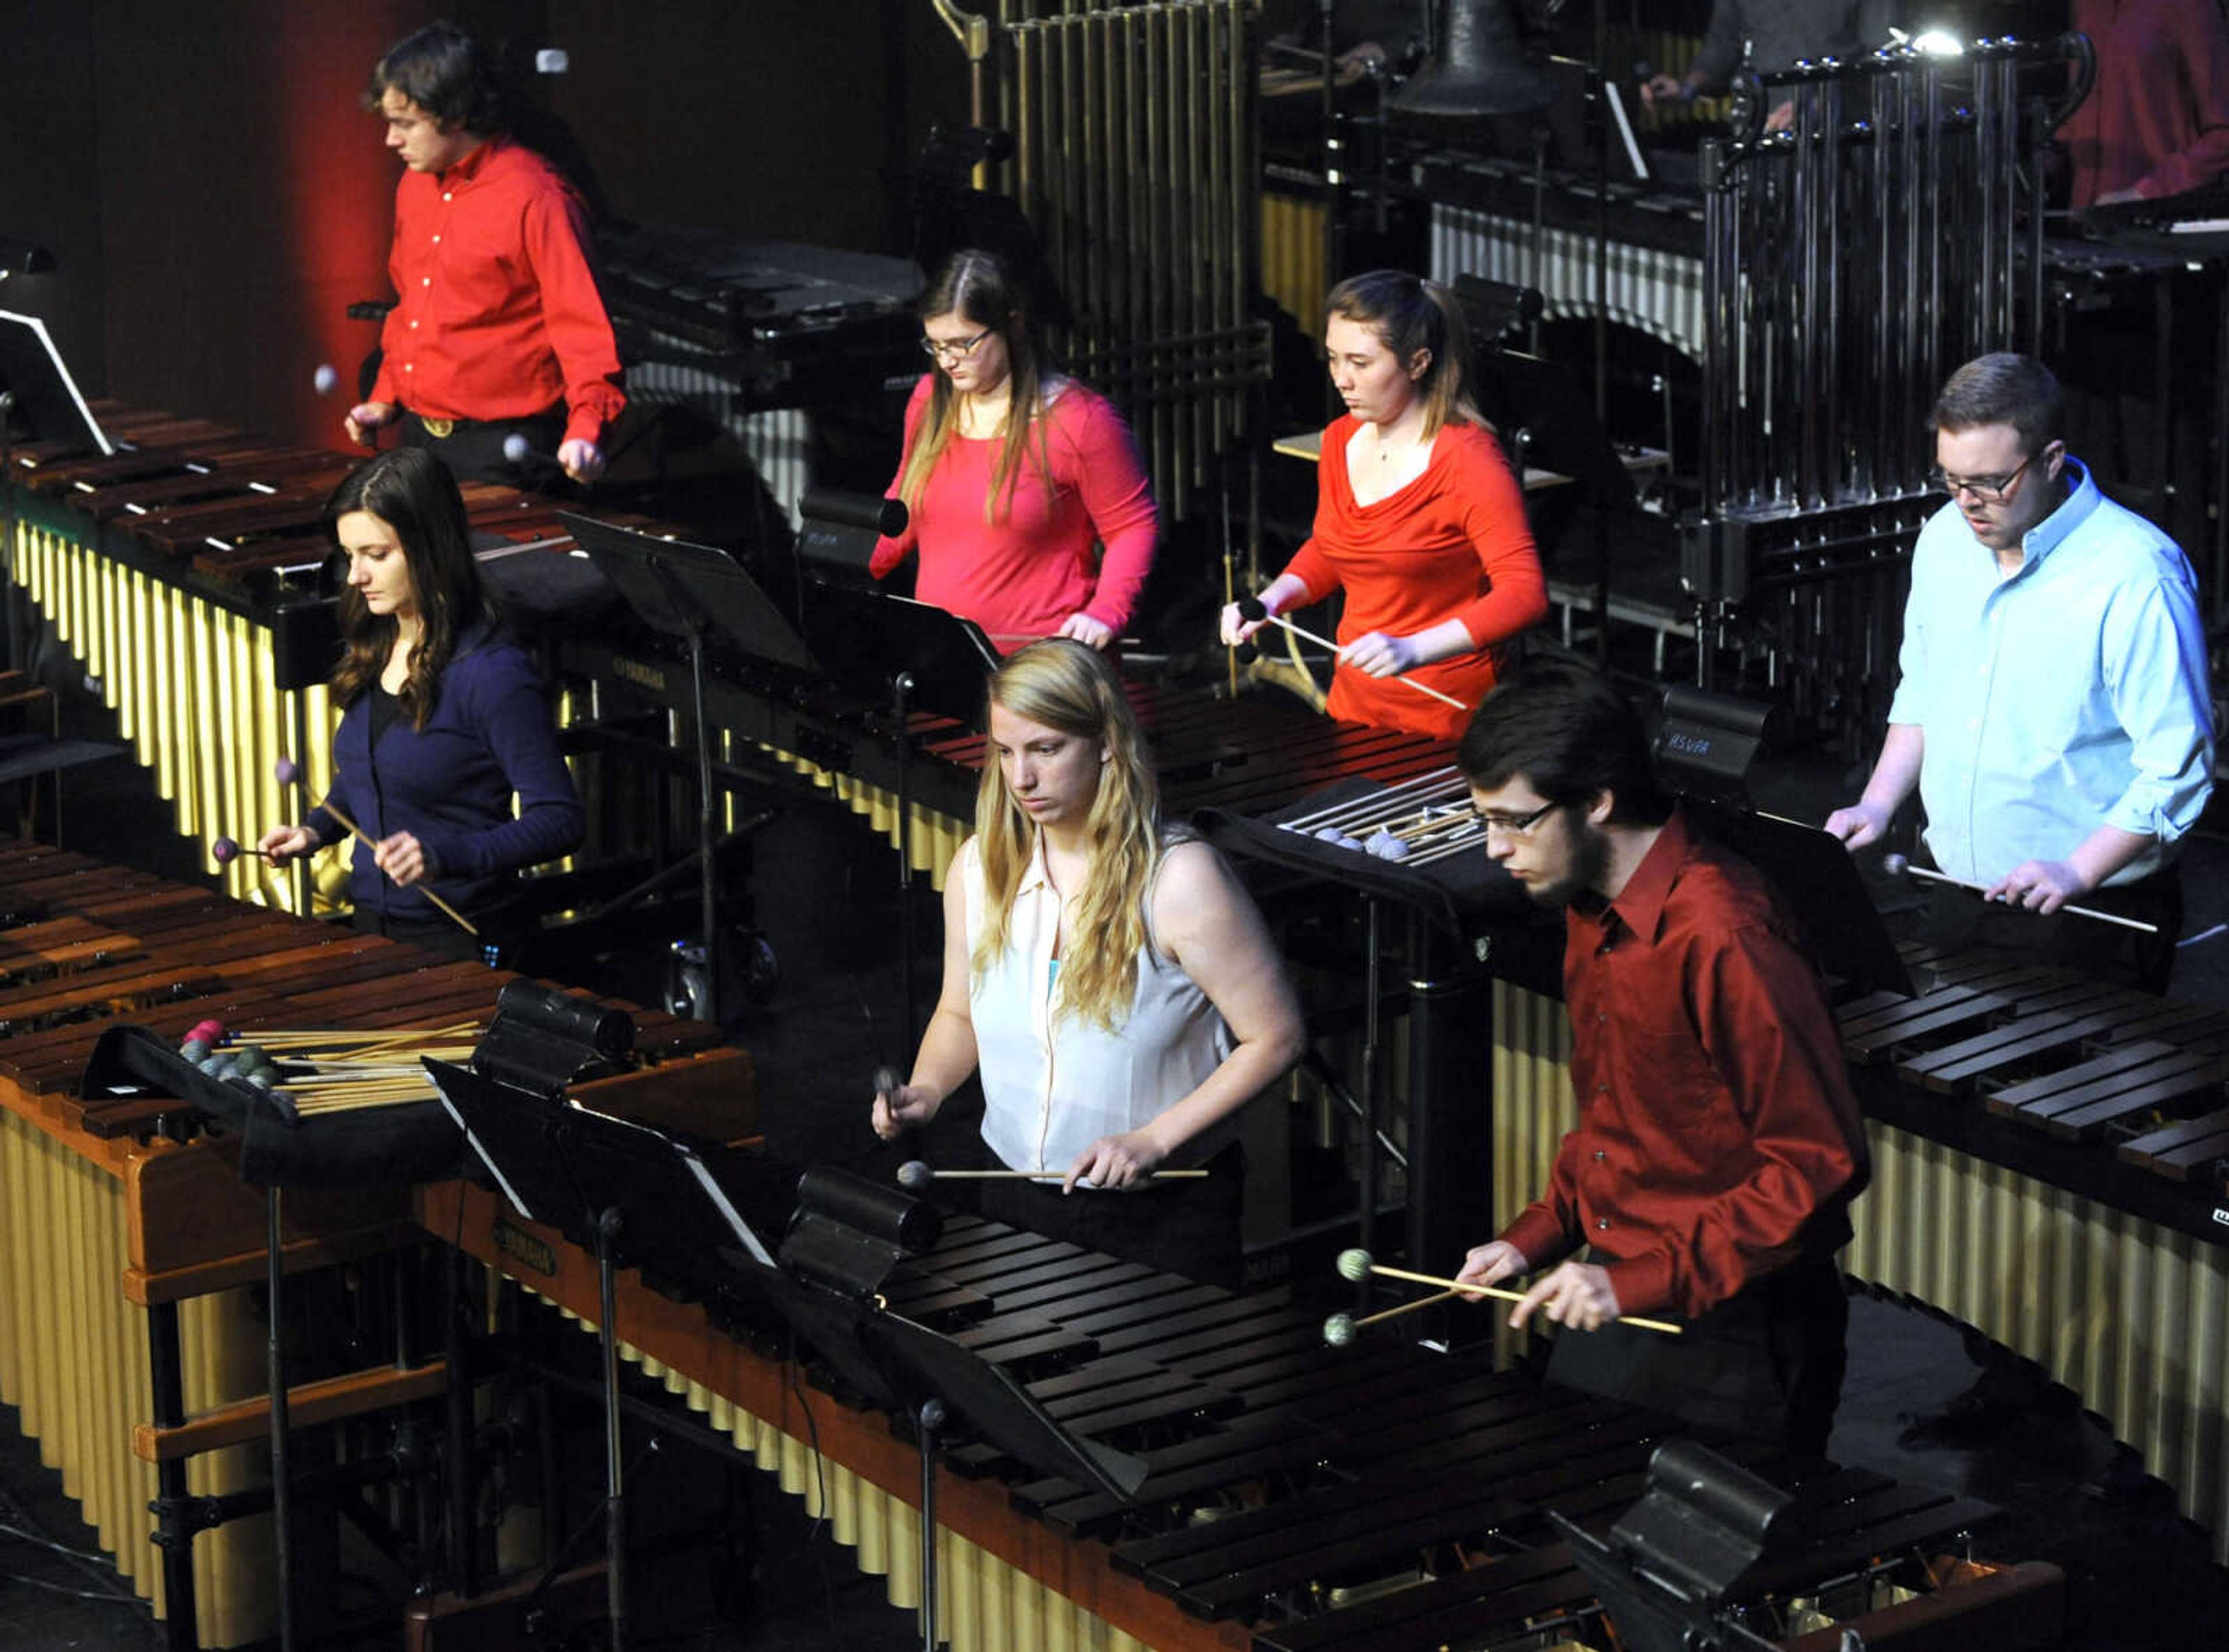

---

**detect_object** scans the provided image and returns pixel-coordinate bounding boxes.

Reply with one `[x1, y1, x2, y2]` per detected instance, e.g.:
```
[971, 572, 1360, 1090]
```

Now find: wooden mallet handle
[308, 792, 480, 936]
[1236, 598, 1470, 713]
[1361, 1258, 1685, 1336]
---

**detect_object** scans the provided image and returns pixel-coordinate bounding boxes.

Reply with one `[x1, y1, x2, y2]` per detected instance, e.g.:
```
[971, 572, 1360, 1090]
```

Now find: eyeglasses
[920, 328, 993, 363]
[1928, 450, 2037, 503]
[1476, 800, 1559, 838]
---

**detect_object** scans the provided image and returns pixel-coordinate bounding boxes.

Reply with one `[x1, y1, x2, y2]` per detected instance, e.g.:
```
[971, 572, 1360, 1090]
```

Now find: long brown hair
[324, 448, 488, 728]
[1326, 269, 1484, 437]
[972, 640, 1160, 1031]
[896, 248, 1055, 525]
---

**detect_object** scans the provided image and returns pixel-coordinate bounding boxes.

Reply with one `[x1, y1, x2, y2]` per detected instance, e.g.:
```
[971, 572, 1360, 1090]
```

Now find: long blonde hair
[896, 248, 1054, 525]
[972, 640, 1160, 1031]
[1326, 269, 1484, 437]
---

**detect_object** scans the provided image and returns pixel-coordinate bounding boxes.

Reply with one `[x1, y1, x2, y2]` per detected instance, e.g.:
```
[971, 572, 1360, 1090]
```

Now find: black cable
[784, 1325, 847, 1652]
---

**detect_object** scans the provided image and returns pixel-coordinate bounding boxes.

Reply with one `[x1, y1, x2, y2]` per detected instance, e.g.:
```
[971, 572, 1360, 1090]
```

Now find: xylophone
[1, 402, 669, 910]
[0, 832, 739, 1648]
[1488, 936, 2229, 1564]
[427, 1174, 2062, 1652]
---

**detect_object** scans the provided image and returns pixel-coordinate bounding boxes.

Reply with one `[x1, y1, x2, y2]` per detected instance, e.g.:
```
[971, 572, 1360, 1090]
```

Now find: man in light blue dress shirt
[1826, 353, 2213, 990]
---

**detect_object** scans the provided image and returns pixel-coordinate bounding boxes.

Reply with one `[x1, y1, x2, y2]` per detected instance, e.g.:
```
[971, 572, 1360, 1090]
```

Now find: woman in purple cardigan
[258, 449, 582, 958]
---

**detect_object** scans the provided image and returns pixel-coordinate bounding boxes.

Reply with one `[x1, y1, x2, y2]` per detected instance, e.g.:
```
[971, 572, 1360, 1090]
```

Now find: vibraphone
[0, 832, 737, 1647]
[1, 402, 645, 908]
[1487, 937, 2229, 1564]
[428, 1171, 2061, 1652]
[1412, 152, 1708, 365]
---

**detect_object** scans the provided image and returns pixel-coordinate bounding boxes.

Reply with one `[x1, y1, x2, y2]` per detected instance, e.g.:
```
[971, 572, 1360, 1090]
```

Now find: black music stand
[1680, 796, 1914, 1000]
[761, 1177, 1145, 1652]
[0, 309, 109, 675]
[562, 513, 806, 1027]
[800, 579, 998, 1045]
[433, 1056, 799, 1652]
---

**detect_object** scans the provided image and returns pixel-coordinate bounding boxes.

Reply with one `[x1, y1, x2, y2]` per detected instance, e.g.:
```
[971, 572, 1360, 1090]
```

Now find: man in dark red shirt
[345, 23, 624, 487]
[2065, 0, 2229, 210]
[1453, 660, 1868, 1458]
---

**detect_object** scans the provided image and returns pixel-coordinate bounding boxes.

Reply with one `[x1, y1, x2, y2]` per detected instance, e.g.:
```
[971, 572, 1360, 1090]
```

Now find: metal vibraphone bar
[1002, 0, 1269, 521]
[1487, 929, 2229, 1565]
[1420, 157, 1708, 363]
[431, 1170, 2053, 1652]
[0, 832, 731, 1648]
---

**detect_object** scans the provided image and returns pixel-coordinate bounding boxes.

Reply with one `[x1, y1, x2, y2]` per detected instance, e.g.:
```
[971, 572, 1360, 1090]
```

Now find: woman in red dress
[1222, 270, 1546, 738]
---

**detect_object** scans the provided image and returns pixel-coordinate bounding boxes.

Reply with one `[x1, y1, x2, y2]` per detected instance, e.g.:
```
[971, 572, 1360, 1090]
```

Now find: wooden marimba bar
[0, 832, 734, 1649]
[2, 403, 597, 912]
[431, 1179, 2060, 1652]
[1488, 935, 2229, 1566]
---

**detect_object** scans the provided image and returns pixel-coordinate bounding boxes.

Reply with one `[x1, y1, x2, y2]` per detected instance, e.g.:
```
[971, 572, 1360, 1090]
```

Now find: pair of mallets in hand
[875, 1066, 1207, 1192]
[211, 757, 479, 936]
[1229, 597, 1470, 715]
[1322, 1247, 1685, 1346]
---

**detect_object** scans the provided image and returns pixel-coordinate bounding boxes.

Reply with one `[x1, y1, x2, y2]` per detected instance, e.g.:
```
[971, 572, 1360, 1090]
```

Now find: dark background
[0, 0, 968, 450]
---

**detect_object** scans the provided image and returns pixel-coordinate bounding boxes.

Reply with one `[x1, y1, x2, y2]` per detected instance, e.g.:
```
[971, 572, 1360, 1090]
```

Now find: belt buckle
[420, 417, 456, 439]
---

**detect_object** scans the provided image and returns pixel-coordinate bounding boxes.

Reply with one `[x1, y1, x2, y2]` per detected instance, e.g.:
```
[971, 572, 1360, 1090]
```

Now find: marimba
[1488, 936, 2229, 1566]
[427, 1177, 2061, 1652]
[2, 403, 661, 910]
[0, 833, 738, 1648]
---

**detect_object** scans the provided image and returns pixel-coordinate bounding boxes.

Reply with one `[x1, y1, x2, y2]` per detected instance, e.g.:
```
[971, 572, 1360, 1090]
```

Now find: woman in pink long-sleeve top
[870, 250, 1157, 653]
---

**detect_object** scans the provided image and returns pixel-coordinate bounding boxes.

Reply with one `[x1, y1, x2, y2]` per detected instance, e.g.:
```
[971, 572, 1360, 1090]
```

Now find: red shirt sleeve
[1275, 421, 1349, 604]
[1442, 432, 1548, 649]
[1061, 394, 1157, 632]
[520, 186, 626, 447]
[2137, 5, 2229, 200]
[871, 377, 934, 579]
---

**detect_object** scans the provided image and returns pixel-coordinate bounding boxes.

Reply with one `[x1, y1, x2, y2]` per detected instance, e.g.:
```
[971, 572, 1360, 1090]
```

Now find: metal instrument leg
[1404, 920, 1492, 1282]
[917, 1398, 946, 1652]
[266, 1189, 298, 1652]
[596, 1209, 630, 1652]
[146, 1300, 201, 1651]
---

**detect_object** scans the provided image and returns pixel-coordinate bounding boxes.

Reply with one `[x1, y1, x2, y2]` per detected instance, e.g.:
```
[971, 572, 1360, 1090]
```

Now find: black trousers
[973, 1141, 1247, 1290]
[398, 409, 568, 492]
[1544, 1254, 1850, 1463]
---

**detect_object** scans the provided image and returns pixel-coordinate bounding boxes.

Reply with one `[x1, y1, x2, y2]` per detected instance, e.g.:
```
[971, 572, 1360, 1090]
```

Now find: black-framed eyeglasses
[1928, 450, 2038, 503]
[1476, 799, 1559, 838]
[920, 328, 993, 363]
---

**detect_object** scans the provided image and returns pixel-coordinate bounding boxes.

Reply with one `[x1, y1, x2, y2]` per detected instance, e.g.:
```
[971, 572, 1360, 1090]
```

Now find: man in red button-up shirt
[345, 23, 624, 487]
[1453, 660, 1868, 1458]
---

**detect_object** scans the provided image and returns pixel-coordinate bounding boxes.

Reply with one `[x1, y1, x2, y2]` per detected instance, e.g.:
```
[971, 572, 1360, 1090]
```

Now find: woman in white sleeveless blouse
[871, 640, 1304, 1283]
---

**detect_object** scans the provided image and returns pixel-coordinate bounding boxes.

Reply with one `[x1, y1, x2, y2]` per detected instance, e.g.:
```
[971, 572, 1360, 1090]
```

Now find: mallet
[1322, 1288, 1462, 1346]
[896, 1159, 1209, 1191]
[1879, 852, 2156, 935]
[210, 836, 279, 867]
[273, 757, 479, 936]
[1235, 597, 1470, 713]
[1335, 1247, 1684, 1336]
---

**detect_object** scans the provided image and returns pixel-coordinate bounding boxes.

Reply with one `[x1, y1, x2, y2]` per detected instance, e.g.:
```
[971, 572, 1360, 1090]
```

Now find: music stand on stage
[1681, 796, 1914, 1000]
[561, 514, 808, 1026]
[762, 1171, 1146, 1652]
[433, 1055, 802, 1652]
[799, 579, 999, 1043]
